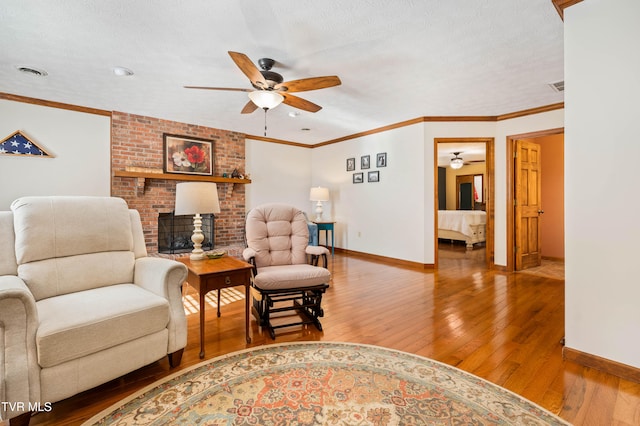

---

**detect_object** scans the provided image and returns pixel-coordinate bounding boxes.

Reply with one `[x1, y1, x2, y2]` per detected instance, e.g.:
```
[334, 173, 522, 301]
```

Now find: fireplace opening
[158, 212, 214, 254]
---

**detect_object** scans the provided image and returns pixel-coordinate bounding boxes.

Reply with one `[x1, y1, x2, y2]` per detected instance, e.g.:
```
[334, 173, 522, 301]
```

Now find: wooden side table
[314, 221, 335, 256]
[177, 256, 253, 358]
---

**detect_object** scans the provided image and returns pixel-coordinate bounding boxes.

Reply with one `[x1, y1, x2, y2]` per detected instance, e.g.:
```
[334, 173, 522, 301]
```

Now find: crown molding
[0, 92, 111, 116]
[496, 102, 564, 121]
[242, 134, 309, 148]
[551, 0, 584, 20]
[1, 92, 564, 149]
[309, 103, 564, 148]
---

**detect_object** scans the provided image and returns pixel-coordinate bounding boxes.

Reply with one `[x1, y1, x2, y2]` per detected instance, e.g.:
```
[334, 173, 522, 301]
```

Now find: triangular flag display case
[0, 130, 53, 157]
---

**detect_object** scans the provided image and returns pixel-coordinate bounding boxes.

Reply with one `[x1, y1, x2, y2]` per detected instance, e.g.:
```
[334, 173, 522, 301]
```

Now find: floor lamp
[174, 182, 220, 260]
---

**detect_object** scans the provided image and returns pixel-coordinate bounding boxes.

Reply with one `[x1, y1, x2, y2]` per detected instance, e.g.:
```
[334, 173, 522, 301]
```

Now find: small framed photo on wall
[368, 171, 380, 182]
[353, 172, 364, 183]
[361, 155, 370, 169]
[376, 152, 387, 167]
[346, 157, 355, 171]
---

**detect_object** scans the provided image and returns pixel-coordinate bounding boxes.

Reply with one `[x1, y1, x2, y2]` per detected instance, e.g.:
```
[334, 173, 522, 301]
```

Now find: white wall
[251, 112, 562, 267]
[0, 100, 111, 209]
[245, 138, 312, 212]
[312, 124, 426, 263]
[564, 0, 640, 368]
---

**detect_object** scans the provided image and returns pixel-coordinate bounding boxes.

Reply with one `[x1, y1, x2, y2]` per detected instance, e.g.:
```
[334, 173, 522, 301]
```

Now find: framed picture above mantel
[163, 133, 213, 176]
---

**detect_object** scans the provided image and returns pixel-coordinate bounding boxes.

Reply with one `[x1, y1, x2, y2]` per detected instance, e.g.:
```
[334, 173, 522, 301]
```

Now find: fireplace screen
[158, 212, 214, 254]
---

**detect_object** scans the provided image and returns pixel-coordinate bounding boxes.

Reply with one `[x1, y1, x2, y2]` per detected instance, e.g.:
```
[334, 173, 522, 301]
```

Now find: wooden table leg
[199, 289, 206, 359]
[245, 283, 251, 343]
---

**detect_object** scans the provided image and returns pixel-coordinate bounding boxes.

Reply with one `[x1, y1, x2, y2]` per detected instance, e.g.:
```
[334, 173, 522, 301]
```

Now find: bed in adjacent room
[438, 210, 486, 249]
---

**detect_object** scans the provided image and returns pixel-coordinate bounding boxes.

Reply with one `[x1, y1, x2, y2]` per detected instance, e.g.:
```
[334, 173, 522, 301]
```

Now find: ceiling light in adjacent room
[450, 152, 464, 169]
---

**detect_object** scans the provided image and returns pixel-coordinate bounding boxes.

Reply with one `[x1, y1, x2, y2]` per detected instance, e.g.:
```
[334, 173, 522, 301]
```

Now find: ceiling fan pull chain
[264, 108, 268, 136]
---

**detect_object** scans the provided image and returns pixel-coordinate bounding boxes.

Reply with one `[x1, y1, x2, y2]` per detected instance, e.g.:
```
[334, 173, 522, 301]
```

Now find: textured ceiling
[0, 1, 564, 145]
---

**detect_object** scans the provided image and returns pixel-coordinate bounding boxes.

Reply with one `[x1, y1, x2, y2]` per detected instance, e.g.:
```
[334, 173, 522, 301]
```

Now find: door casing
[434, 138, 495, 269]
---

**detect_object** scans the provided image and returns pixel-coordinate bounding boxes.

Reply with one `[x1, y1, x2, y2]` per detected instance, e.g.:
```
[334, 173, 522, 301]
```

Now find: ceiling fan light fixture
[248, 91, 284, 110]
[450, 152, 464, 169]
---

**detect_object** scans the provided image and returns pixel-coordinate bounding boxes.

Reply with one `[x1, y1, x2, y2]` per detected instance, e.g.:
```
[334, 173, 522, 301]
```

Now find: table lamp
[174, 182, 220, 260]
[309, 186, 330, 221]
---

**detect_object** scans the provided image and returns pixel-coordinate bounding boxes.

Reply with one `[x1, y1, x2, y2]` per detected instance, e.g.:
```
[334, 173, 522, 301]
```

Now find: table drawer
[204, 269, 250, 288]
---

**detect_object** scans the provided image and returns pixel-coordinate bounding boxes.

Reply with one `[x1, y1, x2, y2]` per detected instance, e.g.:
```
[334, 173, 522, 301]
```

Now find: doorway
[506, 128, 564, 271]
[434, 138, 495, 268]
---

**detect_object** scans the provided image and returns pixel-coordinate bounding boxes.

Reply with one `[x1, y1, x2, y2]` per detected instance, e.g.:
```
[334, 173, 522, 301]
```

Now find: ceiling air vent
[548, 80, 564, 92]
[16, 66, 48, 77]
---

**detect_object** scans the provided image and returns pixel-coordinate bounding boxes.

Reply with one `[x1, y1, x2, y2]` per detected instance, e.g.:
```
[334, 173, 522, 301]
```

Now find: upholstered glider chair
[243, 203, 330, 339]
[0, 196, 188, 425]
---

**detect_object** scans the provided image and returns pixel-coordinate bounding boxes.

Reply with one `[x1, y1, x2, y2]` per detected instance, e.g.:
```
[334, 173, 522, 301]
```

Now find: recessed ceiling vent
[548, 80, 564, 92]
[16, 66, 48, 77]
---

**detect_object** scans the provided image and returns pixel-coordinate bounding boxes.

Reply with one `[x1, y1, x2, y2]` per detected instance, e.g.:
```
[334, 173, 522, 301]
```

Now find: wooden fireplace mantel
[113, 170, 251, 196]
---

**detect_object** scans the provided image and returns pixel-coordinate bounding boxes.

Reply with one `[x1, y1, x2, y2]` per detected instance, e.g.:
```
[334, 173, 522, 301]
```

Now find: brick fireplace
[111, 112, 247, 254]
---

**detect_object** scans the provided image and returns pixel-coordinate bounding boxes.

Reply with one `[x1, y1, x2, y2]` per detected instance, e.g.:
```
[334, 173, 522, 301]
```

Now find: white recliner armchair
[0, 196, 188, 425]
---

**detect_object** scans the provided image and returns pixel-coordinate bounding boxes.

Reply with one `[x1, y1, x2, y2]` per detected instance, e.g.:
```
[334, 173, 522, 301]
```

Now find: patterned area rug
[83, 342, 569, 425]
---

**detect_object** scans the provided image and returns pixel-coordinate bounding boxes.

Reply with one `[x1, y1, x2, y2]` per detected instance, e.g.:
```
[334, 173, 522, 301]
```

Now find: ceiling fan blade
[184, 86, 252, 92]
[228, 51, 268, 88]
[282, 93, 322, 113]
[275, 76, 341, 93]
[241, 100, 259, 114]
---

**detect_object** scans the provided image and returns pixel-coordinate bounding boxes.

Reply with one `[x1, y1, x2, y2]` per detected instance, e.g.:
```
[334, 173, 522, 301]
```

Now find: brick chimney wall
[111, 111, 246, 254]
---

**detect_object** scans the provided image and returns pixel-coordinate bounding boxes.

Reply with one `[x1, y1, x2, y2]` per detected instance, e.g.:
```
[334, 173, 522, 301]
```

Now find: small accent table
[177, 256, 253, 359]
[313, 221, 335, 256]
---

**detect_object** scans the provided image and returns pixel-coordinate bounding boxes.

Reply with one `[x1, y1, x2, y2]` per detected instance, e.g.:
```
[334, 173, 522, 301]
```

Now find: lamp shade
[248, 91, 284, 109]
[309, 186, 330, 201]
[174, 182, 220, 215]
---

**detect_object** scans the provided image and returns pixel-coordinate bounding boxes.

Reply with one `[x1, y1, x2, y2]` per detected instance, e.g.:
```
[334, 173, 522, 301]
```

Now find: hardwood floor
[18, 245, 640, 425]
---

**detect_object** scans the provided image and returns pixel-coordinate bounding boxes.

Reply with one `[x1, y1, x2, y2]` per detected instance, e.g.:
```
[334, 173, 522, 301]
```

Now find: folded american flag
[0, 131, 51, 156]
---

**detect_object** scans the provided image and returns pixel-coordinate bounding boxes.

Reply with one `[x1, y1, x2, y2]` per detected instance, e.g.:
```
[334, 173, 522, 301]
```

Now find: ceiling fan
[450, 152, 465, 169]
[450, 151, 485, 169]
[184, 51, 341, 114]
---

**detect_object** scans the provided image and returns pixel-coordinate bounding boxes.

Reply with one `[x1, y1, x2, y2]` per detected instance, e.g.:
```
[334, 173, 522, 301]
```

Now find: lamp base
[314, 201, 324, 222]
[190, 252, 205, 261]
[190, 213, 206, 261]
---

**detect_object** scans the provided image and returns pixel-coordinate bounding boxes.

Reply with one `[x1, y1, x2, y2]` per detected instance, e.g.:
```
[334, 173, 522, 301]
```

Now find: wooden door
[515, 140, 543, 270]
[456, 175, 474, 210]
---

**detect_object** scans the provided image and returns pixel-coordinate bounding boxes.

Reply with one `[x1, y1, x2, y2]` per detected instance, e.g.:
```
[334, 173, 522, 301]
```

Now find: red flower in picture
[184, 145, 205, 164]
